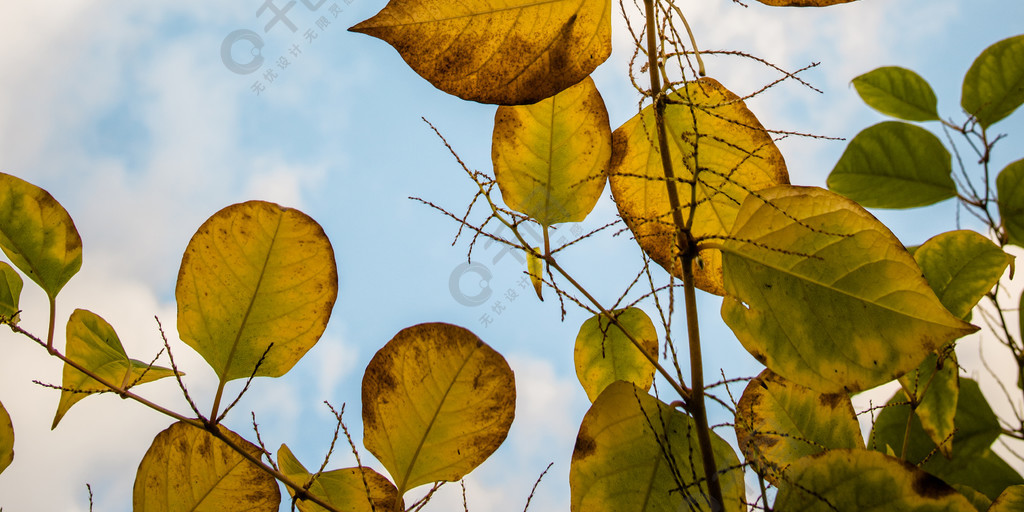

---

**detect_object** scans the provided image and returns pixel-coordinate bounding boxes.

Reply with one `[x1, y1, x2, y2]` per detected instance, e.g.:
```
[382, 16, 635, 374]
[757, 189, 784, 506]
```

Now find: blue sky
[2, 1, 1024, 510]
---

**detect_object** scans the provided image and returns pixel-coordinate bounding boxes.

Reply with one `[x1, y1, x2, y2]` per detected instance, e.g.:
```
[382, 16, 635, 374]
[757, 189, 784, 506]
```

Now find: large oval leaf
[573, 307, 658, 402]
[721, 186, 977, 393]
[362, 323, 515, 496]
[774, 449, 975, 511]
[133, 421, 280, 511]
[0, 261, 23, 324]
[962, 34, 1024, 128]
[176, 201, 337, 382]
[734, 369, 863, 484]
[493, 76, 610, 226]
[852, 66, 940, 121]
[52, 309, 177, 429]
[0, 399, 12, 475]
[570, 381, 746, 512]
[277, 444, 403, 512]
[996, 159, 1024, 247]
[0, 172, 82, 299]
[350, 0, 611, 105]
[609, 77, 789, 296]
[827, 121, 954, 209]
[914, 230, 1011, 319]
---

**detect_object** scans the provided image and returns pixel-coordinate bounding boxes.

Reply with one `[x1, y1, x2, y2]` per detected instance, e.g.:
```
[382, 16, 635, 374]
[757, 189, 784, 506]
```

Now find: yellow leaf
[990, 485, 1024, 512]
[0, 399, 12, 475]
[277, 444, 403, 512]
[527, 247, 544, 300]
[609, 78, 788, 296]
[573, 308, 658, 402]
[176, 201, 337, 383]
[899, 352, 958, 458]
[133, 421, 280, 512]
[350, 0, 611, 105]
[721, 186, 977, 393]
[493, 76, 610, 226]
[0, 261, 23, 324]
[362, 323, 515, 496]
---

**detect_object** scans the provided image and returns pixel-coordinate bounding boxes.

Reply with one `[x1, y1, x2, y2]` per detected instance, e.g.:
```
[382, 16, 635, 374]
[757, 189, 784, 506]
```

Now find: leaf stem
[46, 295, 56, 354]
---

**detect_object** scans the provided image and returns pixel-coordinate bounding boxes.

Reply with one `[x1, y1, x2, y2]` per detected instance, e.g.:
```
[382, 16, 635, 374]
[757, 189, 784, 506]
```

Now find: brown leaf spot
[911, 469, 956, 500]
[818, 393, 845, 409]
[573, 433, 596, 460]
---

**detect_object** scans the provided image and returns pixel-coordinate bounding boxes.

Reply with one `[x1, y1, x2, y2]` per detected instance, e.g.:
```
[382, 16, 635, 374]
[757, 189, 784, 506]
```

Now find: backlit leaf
[852, 66, 940, 121]
[721, 186, 977, 393]
[573, 308, 658, 402]
[493, 76, 610, 226]
[362, 323, 515, 496]
[609, 77, 789, 295]
[827, 121, 954, 208]
[914, 230, 1011, 319]
[52, 309, 177, 429]
[0, 172, 82, 299]
[277, 444, 402, 512]
[774, 449, 975, 511]
[134, 421, 280, 511]
[899, 352, 958, 458]
[176, 201, 337, 382]
[570, 381, 746, 512]
[996, 159, 1024, 247]
[951, 484, 991, 512]
[734, 369, 863, 484]
[989, 485, 1024, 512]
[756, 0, 857, 5]
[962, 35, 1024, 128]
[0, 399, 12, 475]
[350, 0, 611, 105]
[527, 247, 544, 300]
[0, 261, 22, 324]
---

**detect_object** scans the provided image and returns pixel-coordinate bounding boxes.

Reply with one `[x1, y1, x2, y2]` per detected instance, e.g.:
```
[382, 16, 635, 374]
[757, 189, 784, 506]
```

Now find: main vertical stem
[642, 0, 724, 507]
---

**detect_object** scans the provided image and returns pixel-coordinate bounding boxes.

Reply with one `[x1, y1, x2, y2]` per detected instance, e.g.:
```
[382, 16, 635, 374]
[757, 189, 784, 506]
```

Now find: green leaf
[721, 186, 977, 393]
[0, 399, 12, 475]
[869, 379, 1024, 500]
[133, 421, 280, 511]
[573, 308, 658, 402]
[350, 0, 611, 105]
[176, 201, 338, 383]
[0, 262, 23, 325]
[570, 381, 746, 512]
[493, 76, 610, 226]
[734, 369, 863, 484]
[774, 449, 975, 511]
[989, 485, 1024, 512]
[0, 172, 82, 299]
[52, 309, 177, 429]
[898, 352, 959, 458]
[962, 34, 1024, 128]
[951, 484, 991, 512]
[853, 66, 941, 121]
[609, 77, 789, 296]
[914, 230, 1012, 319]
[996, 159, 1024, 247]
[827, 121, 954, 208]
[362, 323, 515, 497]
[277, 444, 403, 512]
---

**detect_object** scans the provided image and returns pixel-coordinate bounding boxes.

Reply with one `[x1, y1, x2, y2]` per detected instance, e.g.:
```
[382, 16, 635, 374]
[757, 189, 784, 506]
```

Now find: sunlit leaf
[996, 159, 1024, 247]
[989, 485, 1024, 512]
[721, 186, 977, 393]
[962, 34, 1024, 128]
[570, 381, 746, 512]
[774, 449, 975, 511]
[527, 247, 544, 300]
[362, 323, 515, 496]
[176, 201, 337, 382]
[573, 308, 658, 402]
[493, 76, 610, 226]
[756, 0, 857, 6]
[914, 230, 1011, 319]
[899, 352, 959, 458]
[350, 0, 611, 105]
[609, 77, 789, 295]
[951, 484, 991, 512]
[852, 66, 941, 121]
[827, 121, 954, 208]
[734, 369, 863, 484]
[52, 309, 177, 429]
[134, 421, 280, 511]
[869, 379, 1023, 500]
[0, 261, 23, 324]
[0, 399, 12, 475]
[0, 172, 82, 299]
[277, 444, 402, 512]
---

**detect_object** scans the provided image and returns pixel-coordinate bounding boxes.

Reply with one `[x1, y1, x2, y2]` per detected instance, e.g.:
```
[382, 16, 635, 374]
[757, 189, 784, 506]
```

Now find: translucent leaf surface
[962, 35, 1024, 128]
[609, 77, 788, 295]
[0, 399, 12, 475]
[989, 485, 1024, 512]
[997, 159, 1024, 247]
[827, 121, 954, 208]
[0, 261, 23, 324]
[899, 352, 958, 458]
[914, 230, 1011, 319]
[362, 323, 515, 496]
[721, 186, 977, 393]
[176, 201, 337, 382]
[734, 369, 863, 484]
[527, 247, 544, 300]
[573, 308, 658, 402]
[570, 381, 746, 512]
[493, 76, 610, 226]
[0, 172, 81, 299]
[277, 444, 402, 512]
[52, 309, 177, 429]
[134, 421, 280, 511]
[350, 0, 611, 105]
[774, 449, 975, 511]
[853, 66, 941, 121]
